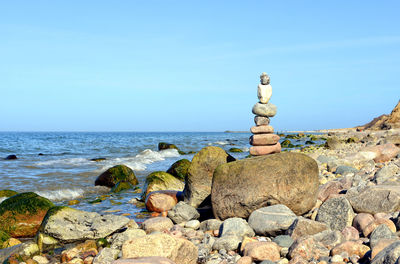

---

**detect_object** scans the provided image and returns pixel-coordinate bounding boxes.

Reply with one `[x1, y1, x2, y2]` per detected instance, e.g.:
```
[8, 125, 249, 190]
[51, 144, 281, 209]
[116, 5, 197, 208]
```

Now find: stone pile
[249, 72, 281, 156]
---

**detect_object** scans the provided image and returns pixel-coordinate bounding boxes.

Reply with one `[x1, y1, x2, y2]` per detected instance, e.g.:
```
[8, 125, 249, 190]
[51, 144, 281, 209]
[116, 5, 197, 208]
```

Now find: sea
[0, 132, 257, 221]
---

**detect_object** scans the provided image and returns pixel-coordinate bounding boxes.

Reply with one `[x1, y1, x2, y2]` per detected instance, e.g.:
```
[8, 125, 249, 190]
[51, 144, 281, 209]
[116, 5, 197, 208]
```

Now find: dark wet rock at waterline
[141, 171, 184, 201]
[5, 155, 17, 160]
[95, 164, 138, 188]
[166, 159, 191, 181]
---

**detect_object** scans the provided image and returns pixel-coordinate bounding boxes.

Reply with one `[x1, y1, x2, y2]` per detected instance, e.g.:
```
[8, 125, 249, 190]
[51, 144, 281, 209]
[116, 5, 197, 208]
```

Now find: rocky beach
[0, 127, 400, 264]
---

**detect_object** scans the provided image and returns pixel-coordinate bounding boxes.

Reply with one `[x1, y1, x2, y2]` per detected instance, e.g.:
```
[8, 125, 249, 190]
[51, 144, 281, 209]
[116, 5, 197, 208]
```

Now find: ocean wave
[36, 188, 86, 201]
[34, 158, 91, 167]
[207, 141, 230, 146]
[0, 197, 6, 203]
[98, 149, 180, 172]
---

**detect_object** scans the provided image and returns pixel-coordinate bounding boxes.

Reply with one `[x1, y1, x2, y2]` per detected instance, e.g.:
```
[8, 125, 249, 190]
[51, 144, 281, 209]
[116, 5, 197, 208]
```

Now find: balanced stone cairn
[249, 72, 282, 156]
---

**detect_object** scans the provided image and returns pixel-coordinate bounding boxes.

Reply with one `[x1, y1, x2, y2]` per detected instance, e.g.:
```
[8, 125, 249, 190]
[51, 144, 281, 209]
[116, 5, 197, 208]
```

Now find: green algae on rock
[0, 192, 54, 238]
[95, 165, 138, 188]
[111, 182, 134, 193]
[158, 142, 179, 151]
[0, 230, 11, 249]
[141, 171, 185, 201]
[229, 148, 243, 153]
[0, 190, 18, 198]
[166, 159, 191, 181]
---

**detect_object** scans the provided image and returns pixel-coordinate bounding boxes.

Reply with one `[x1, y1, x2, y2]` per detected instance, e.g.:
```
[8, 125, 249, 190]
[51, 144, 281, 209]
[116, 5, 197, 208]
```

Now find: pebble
[185, 220, 200, 230]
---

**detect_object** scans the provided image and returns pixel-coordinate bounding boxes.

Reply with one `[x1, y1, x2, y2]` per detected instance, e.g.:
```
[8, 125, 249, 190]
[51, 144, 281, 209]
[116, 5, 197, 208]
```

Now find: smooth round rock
[250, 143, 281, 156]
[248, 205, 297, 236]
[250, 125, 274, 134]
[254, 116, 270, 126]
[252, 103, 277, 117]
[211, 152, 319, 219]
[250, 134, 280, 146]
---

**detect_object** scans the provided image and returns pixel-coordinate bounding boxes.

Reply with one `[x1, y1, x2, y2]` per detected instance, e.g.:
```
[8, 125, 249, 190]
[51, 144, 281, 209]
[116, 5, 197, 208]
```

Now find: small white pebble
[185, 220, 200, 230]
[331, 254, 343, 263]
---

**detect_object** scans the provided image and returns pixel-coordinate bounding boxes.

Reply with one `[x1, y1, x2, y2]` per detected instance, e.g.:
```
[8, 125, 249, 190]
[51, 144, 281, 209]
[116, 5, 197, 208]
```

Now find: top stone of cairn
[258, 72, 272, 104]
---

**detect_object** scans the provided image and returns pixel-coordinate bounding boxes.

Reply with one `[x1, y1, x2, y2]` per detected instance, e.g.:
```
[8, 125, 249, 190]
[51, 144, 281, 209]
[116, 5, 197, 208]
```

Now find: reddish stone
[341, 226, 359, 241]
[363, 217, 396, 237]
[371, 238, 399, 259]
[249, 134, 280, 146]
[145, 190, 179, 213]
[362, 143, 400, 163]
[352, 213, 374, 234]
[243, 241, 280, 262]
[331, 241, 370, 258]
[250, 143, 281, 156]
[236, 256, 252, 264]
[250, 125, 274, 134]
[317, 181, 344, 202]
[288, 236, 330, 261]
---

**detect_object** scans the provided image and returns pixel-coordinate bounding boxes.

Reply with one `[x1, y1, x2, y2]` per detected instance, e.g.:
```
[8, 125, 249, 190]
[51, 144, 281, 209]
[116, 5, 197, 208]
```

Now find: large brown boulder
[183, 146, 235, 208]
[211, 152, 319, 220]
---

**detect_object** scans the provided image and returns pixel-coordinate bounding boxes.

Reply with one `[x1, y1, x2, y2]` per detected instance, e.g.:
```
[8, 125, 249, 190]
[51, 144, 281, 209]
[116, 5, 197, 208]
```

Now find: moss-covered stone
[0, 192, 54, 237]
[158, 142, 179, 151]
[68, 199, 80, 205]
[183, 146, 235, 208]
[229, 148, 243, 153]
[141, 171, 185, 201]
[0, 190, 18, 198]
[0, 230, 10, 248]
[90, 157, 106, 162]
[281, 139, 292, 148]
[96, 238, 109, 248]
[111, 181, 134, 193]
[285, 134, 301, 140]
[305, 140, 315, 145]
[166, 159, 191, 181]
[95, 165, 138, 188]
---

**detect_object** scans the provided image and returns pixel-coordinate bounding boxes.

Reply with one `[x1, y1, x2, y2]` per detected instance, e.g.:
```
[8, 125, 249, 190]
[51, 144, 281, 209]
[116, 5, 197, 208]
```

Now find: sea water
[0, 132, 253, 221]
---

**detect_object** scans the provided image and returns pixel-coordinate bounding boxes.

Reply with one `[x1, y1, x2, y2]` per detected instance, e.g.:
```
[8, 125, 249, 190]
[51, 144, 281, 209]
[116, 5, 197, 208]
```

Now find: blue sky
[1, 1, 399, 132]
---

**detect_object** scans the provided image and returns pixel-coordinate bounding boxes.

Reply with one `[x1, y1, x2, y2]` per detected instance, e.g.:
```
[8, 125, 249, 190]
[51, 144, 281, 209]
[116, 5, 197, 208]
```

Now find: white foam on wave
[36, 188, 86, 201]
[0, 197, 6, 203]
[207, 141, 230, 146]
[35, 158, 90, 167]
[98, 149, 180, 172]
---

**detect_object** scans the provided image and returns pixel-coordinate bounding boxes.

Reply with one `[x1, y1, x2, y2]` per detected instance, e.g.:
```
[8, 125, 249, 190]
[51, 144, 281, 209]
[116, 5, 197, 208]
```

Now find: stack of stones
[249, 72, 282, 156]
